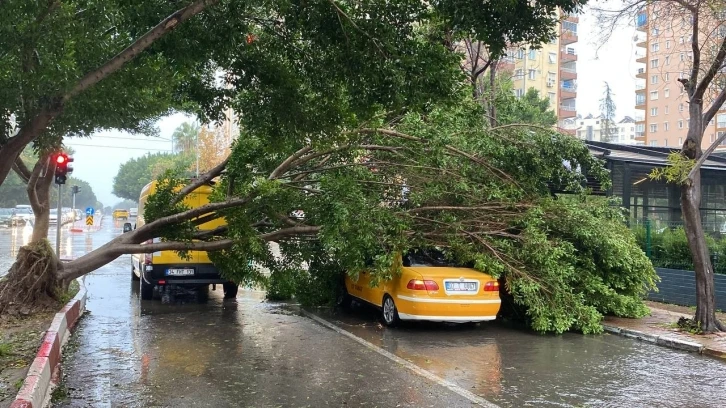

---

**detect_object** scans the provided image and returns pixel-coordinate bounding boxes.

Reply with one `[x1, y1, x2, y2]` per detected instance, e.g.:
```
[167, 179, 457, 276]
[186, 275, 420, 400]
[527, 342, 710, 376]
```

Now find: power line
[65, 143, 173, 151]
[78, 135, 173, 142]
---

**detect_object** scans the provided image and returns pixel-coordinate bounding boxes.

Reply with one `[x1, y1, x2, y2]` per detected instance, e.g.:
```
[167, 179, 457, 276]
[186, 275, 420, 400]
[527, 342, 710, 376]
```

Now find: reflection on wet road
[6, 216, 721, 407]
[315, 304, 726, 407]
[52, 222, 478, 407]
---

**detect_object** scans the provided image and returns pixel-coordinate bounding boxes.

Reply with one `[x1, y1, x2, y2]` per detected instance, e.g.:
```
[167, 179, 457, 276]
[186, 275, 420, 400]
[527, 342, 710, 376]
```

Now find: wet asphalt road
[2, 217, 724, 407]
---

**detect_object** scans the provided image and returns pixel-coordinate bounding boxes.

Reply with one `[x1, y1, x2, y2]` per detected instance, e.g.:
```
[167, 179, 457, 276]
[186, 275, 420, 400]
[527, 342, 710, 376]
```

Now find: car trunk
[406, 267, 499, 298]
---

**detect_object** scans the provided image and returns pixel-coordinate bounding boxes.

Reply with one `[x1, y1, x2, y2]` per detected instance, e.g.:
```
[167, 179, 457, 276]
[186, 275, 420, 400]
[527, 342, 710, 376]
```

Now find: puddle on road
[311, 302, 726, 408]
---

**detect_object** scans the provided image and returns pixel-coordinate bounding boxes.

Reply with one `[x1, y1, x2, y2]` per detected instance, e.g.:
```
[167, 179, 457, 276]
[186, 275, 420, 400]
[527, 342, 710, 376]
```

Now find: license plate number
[445, 282, 477, 292]
[166, 268, 195, 276]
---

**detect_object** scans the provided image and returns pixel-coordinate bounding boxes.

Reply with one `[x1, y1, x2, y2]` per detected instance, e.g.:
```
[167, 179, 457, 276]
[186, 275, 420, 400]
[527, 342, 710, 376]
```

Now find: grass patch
[0, 343, 12, 357]
[58, 280, 80, 305]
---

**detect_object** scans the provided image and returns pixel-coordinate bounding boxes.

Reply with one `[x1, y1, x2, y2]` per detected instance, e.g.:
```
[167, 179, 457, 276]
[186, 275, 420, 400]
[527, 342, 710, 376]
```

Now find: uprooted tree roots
[0, 240, 64, 317]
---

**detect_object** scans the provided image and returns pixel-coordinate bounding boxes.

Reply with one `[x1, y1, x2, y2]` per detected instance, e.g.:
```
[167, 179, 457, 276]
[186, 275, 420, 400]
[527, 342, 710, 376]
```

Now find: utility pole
[56, 184, 62, 255]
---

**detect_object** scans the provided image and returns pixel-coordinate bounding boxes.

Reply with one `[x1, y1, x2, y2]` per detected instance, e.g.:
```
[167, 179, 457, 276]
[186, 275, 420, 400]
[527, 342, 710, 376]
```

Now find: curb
[602, 324, 706, 355]
[10, 278, 87, 408]
[301, 310, 500, 408]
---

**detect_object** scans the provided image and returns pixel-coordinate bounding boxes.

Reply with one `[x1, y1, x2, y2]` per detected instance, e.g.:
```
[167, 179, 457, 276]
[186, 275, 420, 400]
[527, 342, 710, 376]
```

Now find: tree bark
[682, 104, 726, 332]
[27, 155, 55, 242]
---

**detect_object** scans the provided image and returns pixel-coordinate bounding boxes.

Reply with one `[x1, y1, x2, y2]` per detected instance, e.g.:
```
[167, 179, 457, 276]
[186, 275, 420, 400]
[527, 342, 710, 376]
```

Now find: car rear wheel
[131, 264, 140, 281]
[223, 282, 239, 299]
[381, 295, 400, 327]
[140, 278, 154, 300]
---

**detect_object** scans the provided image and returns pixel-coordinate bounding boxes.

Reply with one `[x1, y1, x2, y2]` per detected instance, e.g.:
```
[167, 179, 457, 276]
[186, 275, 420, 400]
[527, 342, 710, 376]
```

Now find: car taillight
[484, 281, 499, 291]
[407, 279, 439, 291]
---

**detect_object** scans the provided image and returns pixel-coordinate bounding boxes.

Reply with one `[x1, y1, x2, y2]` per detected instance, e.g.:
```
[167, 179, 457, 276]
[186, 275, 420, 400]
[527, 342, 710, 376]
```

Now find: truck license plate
[166, 268, 195, 276]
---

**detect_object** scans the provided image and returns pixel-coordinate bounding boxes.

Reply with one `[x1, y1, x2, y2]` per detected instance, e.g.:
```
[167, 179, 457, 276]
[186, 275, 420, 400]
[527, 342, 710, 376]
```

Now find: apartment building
[500, 13, 579, 130]
[573, 114, 638, 144]
[634, 7, 726, 149]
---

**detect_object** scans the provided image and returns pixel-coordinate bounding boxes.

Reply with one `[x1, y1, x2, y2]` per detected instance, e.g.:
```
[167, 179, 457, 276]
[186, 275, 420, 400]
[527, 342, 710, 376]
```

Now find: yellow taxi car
[113, 209, 130, 220]
[342, 248, 501, 326]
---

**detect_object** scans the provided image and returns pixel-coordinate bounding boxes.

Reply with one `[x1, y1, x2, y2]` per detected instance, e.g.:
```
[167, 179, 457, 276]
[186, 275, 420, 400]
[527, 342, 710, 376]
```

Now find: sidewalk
[603, 301, 726, 360]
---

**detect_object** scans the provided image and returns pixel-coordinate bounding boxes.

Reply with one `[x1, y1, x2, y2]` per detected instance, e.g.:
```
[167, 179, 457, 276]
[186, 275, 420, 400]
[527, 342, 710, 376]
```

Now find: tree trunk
[681, 104, 726, 332]
[489, 61, 497, 127]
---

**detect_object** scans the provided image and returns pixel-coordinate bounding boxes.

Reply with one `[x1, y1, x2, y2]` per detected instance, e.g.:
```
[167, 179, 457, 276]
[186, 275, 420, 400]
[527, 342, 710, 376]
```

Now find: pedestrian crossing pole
[56, 183, 62, 256]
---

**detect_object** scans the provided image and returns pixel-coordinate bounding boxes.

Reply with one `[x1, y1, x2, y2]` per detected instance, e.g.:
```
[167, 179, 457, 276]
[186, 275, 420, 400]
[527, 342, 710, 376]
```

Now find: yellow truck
[131, 180, 238, 300]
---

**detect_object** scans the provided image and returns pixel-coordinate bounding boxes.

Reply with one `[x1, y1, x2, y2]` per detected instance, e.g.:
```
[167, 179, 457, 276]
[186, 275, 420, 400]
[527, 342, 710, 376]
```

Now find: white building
[574, 114, 639, 145]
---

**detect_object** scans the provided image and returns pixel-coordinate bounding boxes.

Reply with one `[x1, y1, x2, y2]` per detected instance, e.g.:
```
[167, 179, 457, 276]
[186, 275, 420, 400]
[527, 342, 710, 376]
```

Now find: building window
[651, 107, 658, 116]
[515, 68, 524, 78]
[680, 53, 685, 61]
[529, 49, 536, 60]
[679, 36, 684, 44]
[516, 49, 525, 59]
[651, 59, 659, 68]
[664, 139, 668, 146]
[549, 52, 556, 63]
[678, 120, 684, 128]
[664, 122, 670, 131]
[665, 105, 669, 114]
[665, 56, 670, 65]
[563, 21, 578, 33]
[650, 91, 658, 100]
[665, 72, 669, 81]
[666, 40, 671, 49]
[651, 75, 658, 84]
[548, 92, 556, 104]
[651, 42, 660, 52]
[528, 69, 536, 79]
[665, 88, 670, 98]
[650, 124, 658, 132]
[515, 88, 525, 98]
[679, 137, 683, 144]
[650, 140, 658, 146]
[718, 113, 726, 128]
[679, 103, 684, 112]
[651, 28, 659, 36]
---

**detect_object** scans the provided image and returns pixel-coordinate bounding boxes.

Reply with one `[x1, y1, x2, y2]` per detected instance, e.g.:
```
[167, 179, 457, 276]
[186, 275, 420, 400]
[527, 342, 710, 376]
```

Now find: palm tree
[172, 122, 200, 155]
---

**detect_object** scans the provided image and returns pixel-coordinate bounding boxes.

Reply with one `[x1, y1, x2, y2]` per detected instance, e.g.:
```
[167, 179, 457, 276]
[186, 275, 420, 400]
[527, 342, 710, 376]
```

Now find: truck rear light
[407, 279, 439, 291]
[484, 281, 499, 291]
[143, 239, 153, 264]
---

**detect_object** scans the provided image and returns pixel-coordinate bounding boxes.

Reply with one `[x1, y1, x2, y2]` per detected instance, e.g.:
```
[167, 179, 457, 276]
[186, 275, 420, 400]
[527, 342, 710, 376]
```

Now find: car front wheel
[381, 295, 400, 327]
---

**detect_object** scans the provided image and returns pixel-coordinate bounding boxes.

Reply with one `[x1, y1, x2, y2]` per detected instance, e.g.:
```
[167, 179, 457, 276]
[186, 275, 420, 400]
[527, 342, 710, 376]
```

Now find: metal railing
[559, 105, 576, 111]
[560, 66, 576, 73]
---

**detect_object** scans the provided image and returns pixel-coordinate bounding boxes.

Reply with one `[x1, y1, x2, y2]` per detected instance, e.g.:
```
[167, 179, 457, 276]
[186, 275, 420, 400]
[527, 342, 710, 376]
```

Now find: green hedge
[632, 225, 726, 274]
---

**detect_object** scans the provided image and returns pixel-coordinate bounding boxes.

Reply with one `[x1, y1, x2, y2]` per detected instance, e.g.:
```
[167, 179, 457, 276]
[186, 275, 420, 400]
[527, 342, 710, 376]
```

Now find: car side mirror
[123, 223, 133, 233]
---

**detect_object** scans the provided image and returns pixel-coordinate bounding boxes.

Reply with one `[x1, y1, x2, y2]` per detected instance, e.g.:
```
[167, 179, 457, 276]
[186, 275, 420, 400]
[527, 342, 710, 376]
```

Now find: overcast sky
[64, 6, 636, 208]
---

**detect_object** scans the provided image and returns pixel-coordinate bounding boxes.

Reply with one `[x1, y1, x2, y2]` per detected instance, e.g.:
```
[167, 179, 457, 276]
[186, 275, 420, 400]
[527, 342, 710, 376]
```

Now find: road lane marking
[302, 310, 500, 408]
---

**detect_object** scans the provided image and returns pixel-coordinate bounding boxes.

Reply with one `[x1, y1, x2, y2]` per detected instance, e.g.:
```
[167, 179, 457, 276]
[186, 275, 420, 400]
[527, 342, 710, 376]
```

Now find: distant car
[11, 206, 34, 225]
[0, 208, 14, 227]
[113, 209, 129, 220]
[49, 211, 58, 224]
[342, 248, 502, 326]
[129, 207, 138, 217]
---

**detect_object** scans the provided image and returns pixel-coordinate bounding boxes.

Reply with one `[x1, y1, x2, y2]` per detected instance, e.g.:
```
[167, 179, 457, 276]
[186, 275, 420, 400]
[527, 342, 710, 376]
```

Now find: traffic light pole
[56, 183, 62, 256]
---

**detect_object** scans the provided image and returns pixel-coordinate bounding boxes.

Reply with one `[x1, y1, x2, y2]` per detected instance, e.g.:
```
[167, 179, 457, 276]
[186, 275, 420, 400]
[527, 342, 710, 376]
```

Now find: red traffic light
[56, 155, 66, 164]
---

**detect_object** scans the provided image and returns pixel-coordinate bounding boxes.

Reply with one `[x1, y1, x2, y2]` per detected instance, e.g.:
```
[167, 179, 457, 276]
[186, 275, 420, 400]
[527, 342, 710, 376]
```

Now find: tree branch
[12, 157, 32, 183]
[703, 87, 726, 125]
[170, 157, 229, 206]
[688, 131, 726, 180]
[26, 158, 46, 214]
[269, 146, 312, 179]
[0, 0, 218, 186]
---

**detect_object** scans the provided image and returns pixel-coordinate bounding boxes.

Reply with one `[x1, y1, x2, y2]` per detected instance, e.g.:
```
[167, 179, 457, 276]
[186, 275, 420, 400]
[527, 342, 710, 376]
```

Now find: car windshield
[0, 208, 13, 215]
[403, 248, 467, 267]
[15, 208, 32, 214]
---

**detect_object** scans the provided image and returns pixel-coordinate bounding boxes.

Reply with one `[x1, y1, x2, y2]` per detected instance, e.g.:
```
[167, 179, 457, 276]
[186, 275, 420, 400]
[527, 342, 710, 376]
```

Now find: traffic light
[54, 152, 74, 185]
[71, 185, 81, 194]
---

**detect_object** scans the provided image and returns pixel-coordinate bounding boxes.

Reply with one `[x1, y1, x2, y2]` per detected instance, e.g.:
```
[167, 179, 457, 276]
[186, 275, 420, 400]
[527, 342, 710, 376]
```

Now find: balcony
[635, 131, 646, 141]
[560, 28, 578, 45]
[560, 66, 577, 80]
[560, 48, 577, 62]
[636, 13, 647, 32]
[636, 52, 647, 64]
[718, 121, 726, 129]
[560, 83, 577, 99]
[564, 14, 579, 23]
[559, 105, 577, 119]
[636, 67, 647, 79]
[635, 96, 646, 109]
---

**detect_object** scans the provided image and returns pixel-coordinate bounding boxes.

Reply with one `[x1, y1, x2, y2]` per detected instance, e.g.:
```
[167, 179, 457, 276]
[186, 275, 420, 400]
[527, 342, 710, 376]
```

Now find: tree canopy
[113, 152, 194, 202]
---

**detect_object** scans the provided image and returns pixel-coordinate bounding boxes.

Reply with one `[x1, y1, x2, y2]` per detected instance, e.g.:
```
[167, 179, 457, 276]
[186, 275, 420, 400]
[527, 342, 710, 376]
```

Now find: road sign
[86, 216, 94, 226]
[85, 207, 94, 216]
